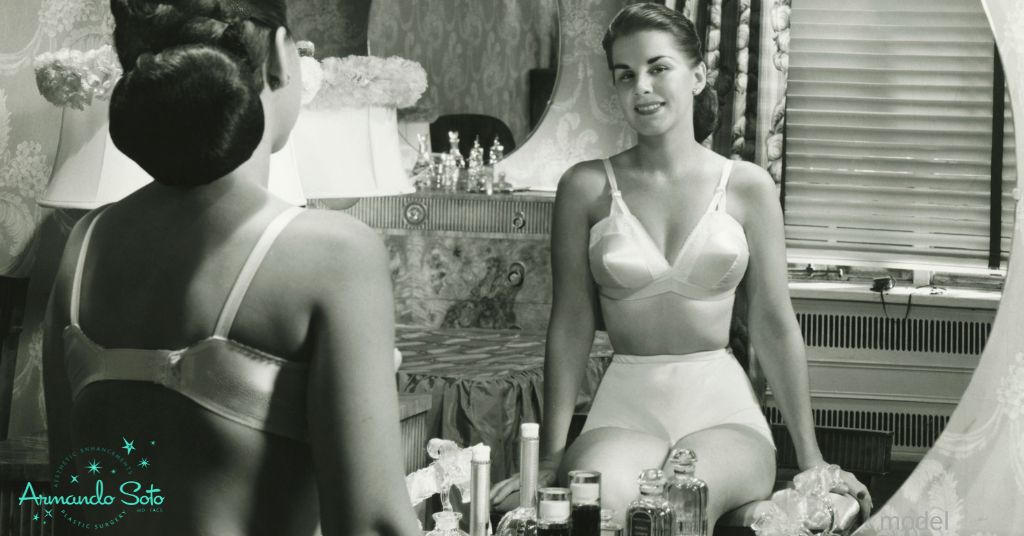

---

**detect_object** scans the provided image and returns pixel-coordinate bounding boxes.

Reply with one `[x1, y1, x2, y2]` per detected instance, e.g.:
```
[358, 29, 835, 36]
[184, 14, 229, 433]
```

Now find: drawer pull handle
[404, 202, 427, 225]
[512, 210, 527, 230]
[507, 262, 526, 286]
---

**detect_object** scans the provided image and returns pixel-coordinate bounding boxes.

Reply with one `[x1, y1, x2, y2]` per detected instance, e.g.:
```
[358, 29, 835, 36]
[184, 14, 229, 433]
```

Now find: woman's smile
[634, 101, 666, 115]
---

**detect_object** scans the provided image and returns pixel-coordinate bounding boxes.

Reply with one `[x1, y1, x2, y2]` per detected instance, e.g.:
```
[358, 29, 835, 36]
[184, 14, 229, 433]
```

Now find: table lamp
[37, 100, 307, 209]
[289, 105, 416, 200]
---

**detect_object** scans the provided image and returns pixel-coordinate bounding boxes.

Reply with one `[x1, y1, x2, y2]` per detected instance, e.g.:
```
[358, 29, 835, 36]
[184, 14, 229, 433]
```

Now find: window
[783, 0, 1016, 274]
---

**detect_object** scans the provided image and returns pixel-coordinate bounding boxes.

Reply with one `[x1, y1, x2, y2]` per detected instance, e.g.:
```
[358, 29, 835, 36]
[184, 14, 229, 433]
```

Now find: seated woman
[41, 1, 420, 535]
[492, 3, 872, 531]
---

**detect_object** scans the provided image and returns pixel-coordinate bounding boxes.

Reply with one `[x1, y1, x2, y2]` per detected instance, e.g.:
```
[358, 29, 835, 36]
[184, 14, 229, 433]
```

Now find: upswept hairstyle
[109, 0, 290, 187]
[602, 3, 719, 142]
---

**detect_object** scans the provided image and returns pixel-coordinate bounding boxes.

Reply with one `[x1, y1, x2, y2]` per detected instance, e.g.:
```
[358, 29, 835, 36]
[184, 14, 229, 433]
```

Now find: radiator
[765, 297, 994, 461]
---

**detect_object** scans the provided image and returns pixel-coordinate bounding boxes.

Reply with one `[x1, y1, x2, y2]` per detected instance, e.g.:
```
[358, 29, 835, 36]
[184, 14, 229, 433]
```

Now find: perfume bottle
[467, 137, 485, 192]
[427, 511, 471, 536]
[568, 470, 601, 536]
[441, 152, 459, 192]
[625, 469, 674, 536]
[412, 133, 434, 190]
[470, 445, 492, 536]
[600, 509, 623, 536]
[538, 488, 572, 536]
[496, 423, 541, 536]
[489, 136, 509, 193]
[666, 450, 707, 536]
[448, 131, 466, 167]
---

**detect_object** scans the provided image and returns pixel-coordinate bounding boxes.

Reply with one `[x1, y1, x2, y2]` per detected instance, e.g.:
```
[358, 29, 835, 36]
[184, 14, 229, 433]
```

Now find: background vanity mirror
[368, 0, 560, 157]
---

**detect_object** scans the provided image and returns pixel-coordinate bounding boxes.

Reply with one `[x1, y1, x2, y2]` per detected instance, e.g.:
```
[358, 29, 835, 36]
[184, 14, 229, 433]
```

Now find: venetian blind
[784, 0, 1016, 272]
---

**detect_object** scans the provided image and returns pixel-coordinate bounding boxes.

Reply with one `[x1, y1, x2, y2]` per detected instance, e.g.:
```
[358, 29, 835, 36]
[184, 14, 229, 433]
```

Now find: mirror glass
[368, 0, 559, 156]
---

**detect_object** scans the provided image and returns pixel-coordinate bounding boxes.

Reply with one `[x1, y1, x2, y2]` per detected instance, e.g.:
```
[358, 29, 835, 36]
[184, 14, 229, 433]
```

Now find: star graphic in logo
[138, 458, 151, 468]
[33, 514, 39, 521]
[110, 469, 117, 474]
[70, 475, 79, 484]
[44, 508, 52, 518]
[122, 438, 136, 456]
[86, 460, 102, 474]
[149, 440, 157, 446]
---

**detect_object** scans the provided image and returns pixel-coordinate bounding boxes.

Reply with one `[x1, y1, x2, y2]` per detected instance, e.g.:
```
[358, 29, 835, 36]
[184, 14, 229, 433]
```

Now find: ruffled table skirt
[395, 326, 613, 481]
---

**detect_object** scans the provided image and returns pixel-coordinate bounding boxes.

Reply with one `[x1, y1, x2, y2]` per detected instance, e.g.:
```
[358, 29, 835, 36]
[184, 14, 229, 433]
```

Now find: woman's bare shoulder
[280, 208, 388, 278]
[556, 159, 610, 206]
[727, 161, 780, 216]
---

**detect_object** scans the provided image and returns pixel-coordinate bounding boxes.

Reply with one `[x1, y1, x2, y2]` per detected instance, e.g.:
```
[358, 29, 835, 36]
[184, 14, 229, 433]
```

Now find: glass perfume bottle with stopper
[625, 469, 674, 536]
[427, 511, 471, 536]
[412, 133, 434, 191]
[600, 509, 623, 536]
[489, 136, 513, 193]
[666, 449, 707, 536]
[470, 445, 492, 536]
[496, 423, 541, 536]
[568, 470, 601, 536]
[538, 487, 572, 536]
[467, 137, 485, 193]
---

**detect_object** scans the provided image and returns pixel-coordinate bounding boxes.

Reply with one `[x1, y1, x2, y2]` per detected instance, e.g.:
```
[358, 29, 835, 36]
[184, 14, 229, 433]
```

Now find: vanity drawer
[338, 193, 554, 235]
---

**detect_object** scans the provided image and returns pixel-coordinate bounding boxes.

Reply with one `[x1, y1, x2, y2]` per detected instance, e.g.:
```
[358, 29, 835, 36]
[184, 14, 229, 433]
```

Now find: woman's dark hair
[109, 0, 289, 187]
[602, 3, 718, 142]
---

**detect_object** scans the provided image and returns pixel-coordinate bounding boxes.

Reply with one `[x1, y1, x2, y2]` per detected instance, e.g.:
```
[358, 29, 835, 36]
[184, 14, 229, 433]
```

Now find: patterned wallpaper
[290, 0, 371, 57]
[1, 0, 114, 437]
[367, 0, 559, 145]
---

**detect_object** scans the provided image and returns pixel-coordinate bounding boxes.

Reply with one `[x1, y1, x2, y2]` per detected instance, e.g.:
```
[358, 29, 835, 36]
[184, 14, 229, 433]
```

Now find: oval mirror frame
[497, 0, 637, 191]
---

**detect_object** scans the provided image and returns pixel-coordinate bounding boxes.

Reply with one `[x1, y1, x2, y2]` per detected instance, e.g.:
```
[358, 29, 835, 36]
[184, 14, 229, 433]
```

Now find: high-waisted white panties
[580, 347, 775, 448]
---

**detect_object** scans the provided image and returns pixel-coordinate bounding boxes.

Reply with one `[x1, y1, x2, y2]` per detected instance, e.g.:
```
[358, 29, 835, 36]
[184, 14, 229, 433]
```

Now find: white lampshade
[38, 100, 307, 209]
[290, 106, 415, 198]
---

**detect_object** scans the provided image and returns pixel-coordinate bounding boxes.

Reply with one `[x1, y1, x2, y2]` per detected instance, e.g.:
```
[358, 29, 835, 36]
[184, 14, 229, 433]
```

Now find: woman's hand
[489, 458, 559, 511]
[831, 468, 873, 524]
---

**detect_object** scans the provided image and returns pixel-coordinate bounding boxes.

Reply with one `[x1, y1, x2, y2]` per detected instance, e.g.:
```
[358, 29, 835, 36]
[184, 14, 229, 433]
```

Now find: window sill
[788, 280, 1002, 311]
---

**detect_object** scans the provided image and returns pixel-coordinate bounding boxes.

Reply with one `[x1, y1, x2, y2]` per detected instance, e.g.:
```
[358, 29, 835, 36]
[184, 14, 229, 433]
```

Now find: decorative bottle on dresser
[625, 469, 674, 536]
[470, 445, 492, 536]
[666, 449, 707, 536]
[496, 423, 541, 536]
[568, 470, 601, 536]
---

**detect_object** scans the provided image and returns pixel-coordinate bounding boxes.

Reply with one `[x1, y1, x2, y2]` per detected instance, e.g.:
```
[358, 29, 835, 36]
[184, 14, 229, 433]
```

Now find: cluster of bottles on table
[425, 423, 708, 536]
[411, 131, 514, 194]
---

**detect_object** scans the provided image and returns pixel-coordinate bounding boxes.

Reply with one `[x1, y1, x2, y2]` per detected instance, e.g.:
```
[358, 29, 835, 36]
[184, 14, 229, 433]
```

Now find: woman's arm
[734, 164, 824, 470]
[491, 165, 604, 505]
[306, 216, 420, 536]
[540, 166, 604, 465]
[42, 213, 96, 536]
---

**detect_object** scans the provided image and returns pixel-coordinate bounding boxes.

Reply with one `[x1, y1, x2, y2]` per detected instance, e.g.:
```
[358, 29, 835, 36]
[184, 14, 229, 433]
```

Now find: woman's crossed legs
[562, 423, 775, 534]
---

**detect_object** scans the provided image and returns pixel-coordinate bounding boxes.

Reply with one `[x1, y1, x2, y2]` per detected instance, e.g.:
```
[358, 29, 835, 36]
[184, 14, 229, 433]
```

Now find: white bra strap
[213, 207, 303, 339]
[602, 158, 633, 215]
[710, 160, 735, 212]
[602, 159, 621, 194]
[70, 208, 110, 327]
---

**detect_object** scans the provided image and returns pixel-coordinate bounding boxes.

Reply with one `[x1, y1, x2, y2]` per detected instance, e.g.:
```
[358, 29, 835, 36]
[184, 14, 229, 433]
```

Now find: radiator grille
[796, 312, 991, 354]
[763, 406, 950, 450]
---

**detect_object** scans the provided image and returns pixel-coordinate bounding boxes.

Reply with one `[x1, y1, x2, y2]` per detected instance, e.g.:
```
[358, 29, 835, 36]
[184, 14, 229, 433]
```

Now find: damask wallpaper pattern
[1, 0, 114, 437]
[367, 0, 558, 145]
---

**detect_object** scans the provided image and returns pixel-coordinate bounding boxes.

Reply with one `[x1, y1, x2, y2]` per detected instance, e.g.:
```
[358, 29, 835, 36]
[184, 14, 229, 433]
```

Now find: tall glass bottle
[470, 445, 492, 536]
[537, 487, 572, 536]
[427, 511, 471, 536]
[569, 470, 601, 536]
[496, 423, 541, 536]
[625, 469, 674, 536]
[666, 449, 707, 536]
